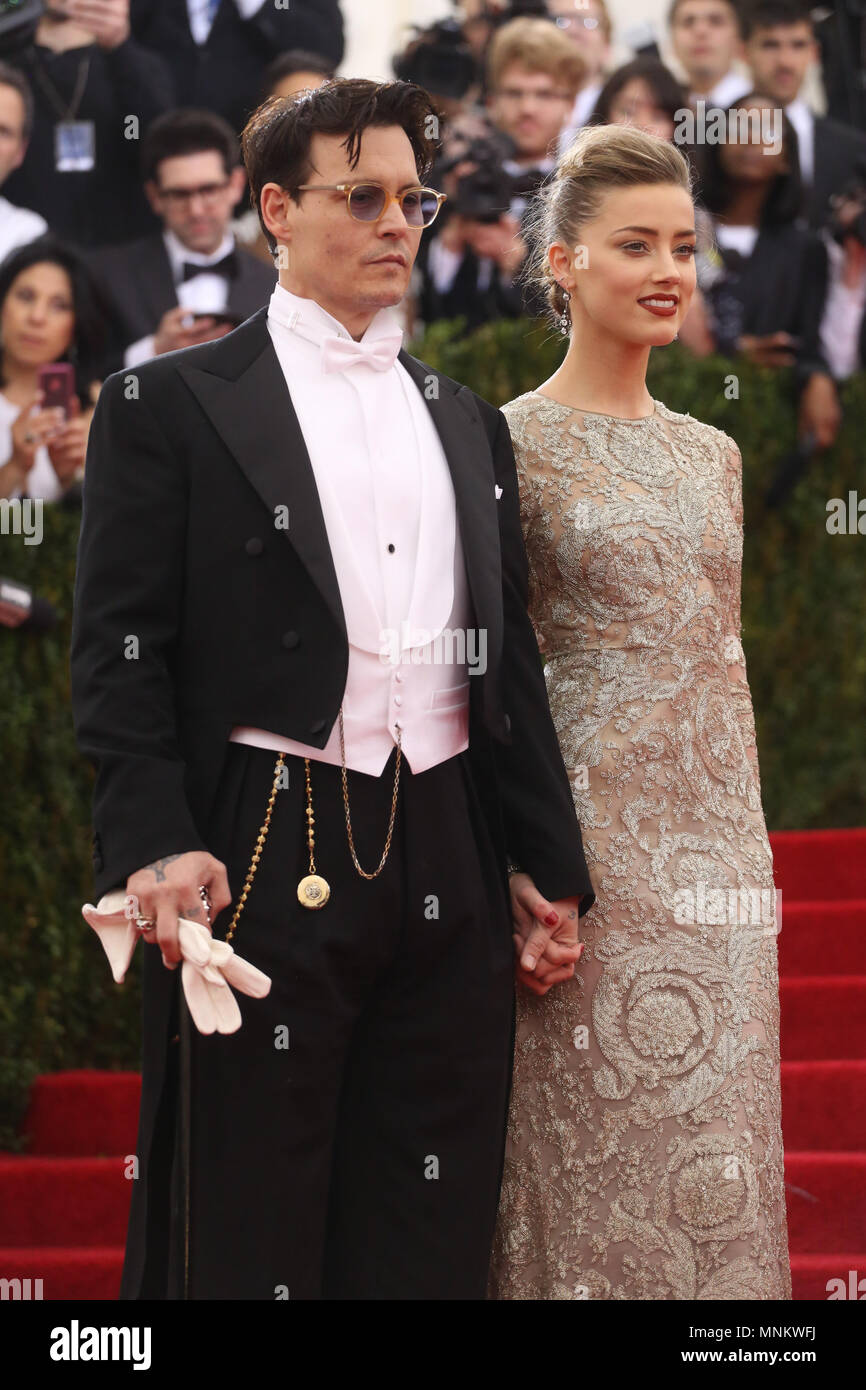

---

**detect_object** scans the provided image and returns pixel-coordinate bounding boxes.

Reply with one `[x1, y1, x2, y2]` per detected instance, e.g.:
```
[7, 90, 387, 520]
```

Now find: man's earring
[558, 287, 571, 337]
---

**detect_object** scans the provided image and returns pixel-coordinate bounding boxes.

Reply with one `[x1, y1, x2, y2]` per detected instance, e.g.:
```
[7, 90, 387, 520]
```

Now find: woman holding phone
[0, 238, 109, 501]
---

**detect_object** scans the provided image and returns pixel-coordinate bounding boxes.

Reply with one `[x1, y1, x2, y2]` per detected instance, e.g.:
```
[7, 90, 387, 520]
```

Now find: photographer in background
[418, 15, 584, 329]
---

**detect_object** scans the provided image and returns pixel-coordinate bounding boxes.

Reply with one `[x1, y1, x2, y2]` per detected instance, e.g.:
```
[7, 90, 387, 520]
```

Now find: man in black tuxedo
[71, 79, 593, 1301]
[90, 109, 276, 373]
[130, 0, 344, 136]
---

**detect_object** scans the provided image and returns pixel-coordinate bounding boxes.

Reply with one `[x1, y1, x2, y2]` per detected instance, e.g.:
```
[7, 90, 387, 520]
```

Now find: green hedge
[0, 317, 863, 1147]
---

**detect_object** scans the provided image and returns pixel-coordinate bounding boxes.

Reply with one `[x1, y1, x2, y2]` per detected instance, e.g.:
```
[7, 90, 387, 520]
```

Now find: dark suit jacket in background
[4, 37, 174, 248]
[87, 232, 276, 372]
[805, 116, 866, 231]
[705, 220, 831, 388]
[130, 0, 345, 136]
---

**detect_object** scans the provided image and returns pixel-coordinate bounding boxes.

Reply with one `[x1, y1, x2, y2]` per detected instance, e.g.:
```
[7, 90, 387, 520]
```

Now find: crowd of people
[0, 0, 864, 520]
[409, 0, 866, 454]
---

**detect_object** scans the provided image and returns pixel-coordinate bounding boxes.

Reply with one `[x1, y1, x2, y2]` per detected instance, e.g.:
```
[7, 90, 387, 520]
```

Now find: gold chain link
[338, 707, 402, 879]
[224, 709, 403, 940]
[225, 753, 285, 944]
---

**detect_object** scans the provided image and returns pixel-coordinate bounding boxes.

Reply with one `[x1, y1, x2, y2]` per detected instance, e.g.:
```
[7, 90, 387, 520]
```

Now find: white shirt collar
[503, 155, 556, 177]
[163, 226, 236, 278]
[785, 96, 813, 127]
[267, 280, 403, 348]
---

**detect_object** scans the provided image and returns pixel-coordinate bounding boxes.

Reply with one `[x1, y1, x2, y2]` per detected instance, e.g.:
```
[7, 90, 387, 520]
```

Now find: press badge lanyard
[30, 52, 95, 172]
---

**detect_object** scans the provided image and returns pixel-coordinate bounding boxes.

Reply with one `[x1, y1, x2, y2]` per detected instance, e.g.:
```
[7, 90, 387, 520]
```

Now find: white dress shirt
[785, 96, 815, 188]
[0, 195, 47, 263]
[229, 283, 473, 776]
[559, 81, 603, 155]
[186, 0, 264, 45]
[691, 69, 752, 110]
[124, 227, 238, 369]
[714, 223, 760, 259]
[819, 231, 866, 379]
[0, 390, 63, 502]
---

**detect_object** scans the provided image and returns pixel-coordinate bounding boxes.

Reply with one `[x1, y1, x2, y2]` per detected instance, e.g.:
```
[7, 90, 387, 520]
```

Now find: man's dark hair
[241, 78, 440, 257]
[263, 48, 337, 95]
[740, 0, 814, 43]
[141, 108, 240, 186]
[0, 60, 34, 143]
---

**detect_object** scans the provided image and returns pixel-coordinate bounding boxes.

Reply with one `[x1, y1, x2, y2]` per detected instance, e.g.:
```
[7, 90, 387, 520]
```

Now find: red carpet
[2, 827, 864, 1300]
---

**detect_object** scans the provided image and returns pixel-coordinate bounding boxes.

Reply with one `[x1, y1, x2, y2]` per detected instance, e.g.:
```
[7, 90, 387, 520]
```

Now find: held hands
[508, 871, 584, 996]
[125, 850, 232, 969]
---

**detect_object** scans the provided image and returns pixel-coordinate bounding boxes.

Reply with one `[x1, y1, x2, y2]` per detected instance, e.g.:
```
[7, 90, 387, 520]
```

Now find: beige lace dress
[488, 391, 791, 1301]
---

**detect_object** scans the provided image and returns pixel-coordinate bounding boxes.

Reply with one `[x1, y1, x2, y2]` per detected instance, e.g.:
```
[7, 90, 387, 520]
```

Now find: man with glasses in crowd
[91, 108, 275, 371]
[71, 76, 592, 1300]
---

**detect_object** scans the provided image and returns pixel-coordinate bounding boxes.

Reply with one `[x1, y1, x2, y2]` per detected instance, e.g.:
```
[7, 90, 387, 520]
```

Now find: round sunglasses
[295, 181, 447, 228]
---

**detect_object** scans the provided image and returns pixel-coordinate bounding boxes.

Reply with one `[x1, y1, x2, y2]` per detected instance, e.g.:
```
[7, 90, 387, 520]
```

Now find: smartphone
[37, 362, 76, 419]
[189, 310, 243, 329]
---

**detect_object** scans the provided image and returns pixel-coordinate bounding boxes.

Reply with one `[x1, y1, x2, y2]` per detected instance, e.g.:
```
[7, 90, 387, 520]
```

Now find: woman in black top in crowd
[690, 90, 840, 449]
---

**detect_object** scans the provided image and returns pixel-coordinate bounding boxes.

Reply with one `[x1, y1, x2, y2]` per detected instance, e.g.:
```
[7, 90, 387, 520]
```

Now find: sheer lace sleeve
[721, 437, 762, 791]
[501, 399, 548, 655]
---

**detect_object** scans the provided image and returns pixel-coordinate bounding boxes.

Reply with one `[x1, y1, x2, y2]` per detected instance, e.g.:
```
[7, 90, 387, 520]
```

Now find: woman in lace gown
[487, 124, 791, 1300]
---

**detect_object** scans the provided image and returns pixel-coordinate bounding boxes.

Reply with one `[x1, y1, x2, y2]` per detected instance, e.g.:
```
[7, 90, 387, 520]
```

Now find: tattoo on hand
[145, 853, 184, 883]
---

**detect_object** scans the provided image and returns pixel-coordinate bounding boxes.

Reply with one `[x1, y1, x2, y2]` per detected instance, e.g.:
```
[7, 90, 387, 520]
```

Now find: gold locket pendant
[297, 872, 331, 910]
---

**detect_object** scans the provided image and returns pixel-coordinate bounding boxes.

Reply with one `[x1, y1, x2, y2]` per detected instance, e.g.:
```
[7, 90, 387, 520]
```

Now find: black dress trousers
[159, 739, 516, 1300]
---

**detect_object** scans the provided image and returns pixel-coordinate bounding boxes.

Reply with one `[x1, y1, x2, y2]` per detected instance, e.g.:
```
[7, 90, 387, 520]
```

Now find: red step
[785, 1152, 866, 1251]
[780, 977, 866, 1059]
[782, 1061, 866, 1151]
[790, 1253, 866, 1301]
[770, 829, 866, 902]
[778, 901, 866, 976]
[23, 1071, 140, 1157]
[0, 1156, 131, 1247]
[0, 1247, 122, 1301]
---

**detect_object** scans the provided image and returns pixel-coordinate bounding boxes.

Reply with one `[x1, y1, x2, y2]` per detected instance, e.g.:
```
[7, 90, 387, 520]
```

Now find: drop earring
[558, 287, 571, 337]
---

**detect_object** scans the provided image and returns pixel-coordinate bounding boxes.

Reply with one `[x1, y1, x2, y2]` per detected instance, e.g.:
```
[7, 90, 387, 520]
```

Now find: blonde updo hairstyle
[525, 124, 698, 328]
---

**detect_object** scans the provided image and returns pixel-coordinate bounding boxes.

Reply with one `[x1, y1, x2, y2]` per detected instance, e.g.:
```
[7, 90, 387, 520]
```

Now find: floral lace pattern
[488, 392, 791, 1300]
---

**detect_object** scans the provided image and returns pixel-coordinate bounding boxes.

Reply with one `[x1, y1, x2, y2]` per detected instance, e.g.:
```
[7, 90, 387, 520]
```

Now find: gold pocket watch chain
[224, 709, 402, 940]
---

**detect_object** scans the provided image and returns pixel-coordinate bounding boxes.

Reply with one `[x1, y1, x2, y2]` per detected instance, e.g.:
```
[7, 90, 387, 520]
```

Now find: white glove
[82, 889, 271, 1035]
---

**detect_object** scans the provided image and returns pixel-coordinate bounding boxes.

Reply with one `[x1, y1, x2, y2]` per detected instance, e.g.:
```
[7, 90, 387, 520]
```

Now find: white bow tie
[320, 330, 403, 374]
